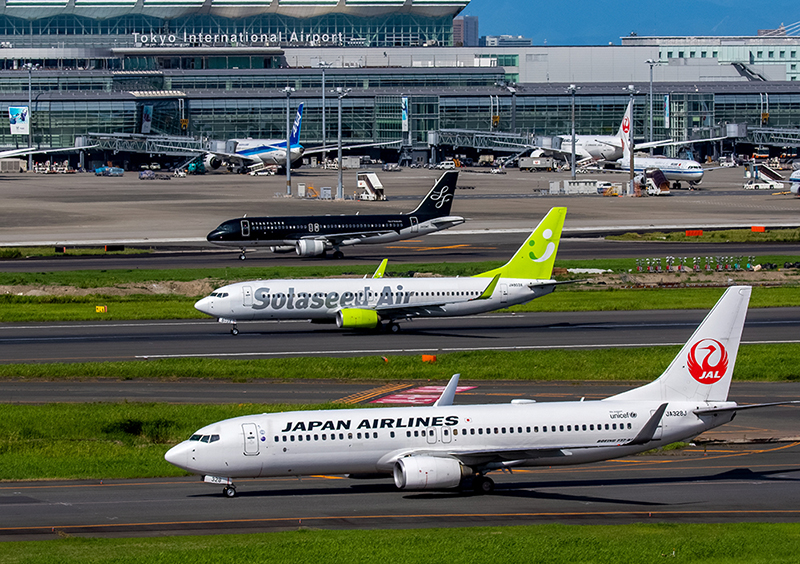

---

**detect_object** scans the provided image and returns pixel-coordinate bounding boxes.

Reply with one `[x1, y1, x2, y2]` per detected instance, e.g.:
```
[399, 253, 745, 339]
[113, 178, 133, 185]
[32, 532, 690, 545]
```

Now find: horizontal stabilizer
[694, 401, 800, 415]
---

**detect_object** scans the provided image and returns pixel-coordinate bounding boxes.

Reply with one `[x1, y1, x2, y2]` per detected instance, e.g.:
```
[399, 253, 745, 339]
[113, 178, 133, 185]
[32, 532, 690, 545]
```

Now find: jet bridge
[429, 129, 536, 153]
[80, 133, 207, 156]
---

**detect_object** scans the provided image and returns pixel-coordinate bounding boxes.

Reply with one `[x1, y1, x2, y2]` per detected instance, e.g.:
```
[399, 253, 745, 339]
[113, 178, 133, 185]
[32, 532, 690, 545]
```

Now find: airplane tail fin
[609, 286, 751, 403]
[618, 99, 633, 162]
[290, 103, 304, 146]
[409, 171, 458, 217]
[474, 207, 566, 280]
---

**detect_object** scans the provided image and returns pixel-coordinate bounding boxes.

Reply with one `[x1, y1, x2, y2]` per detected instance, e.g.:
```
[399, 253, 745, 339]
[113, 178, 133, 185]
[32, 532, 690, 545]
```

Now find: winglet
[472, 273, 501, 301]
[433, 373, 460, 407]
[372, 259, 388, 279]
[627, 403, 667, 446]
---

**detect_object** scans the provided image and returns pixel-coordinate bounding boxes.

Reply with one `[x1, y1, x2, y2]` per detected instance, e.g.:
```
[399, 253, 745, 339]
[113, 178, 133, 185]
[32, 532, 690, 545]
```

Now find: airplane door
[410, 216, 419, 233]
[650, 409, 663, 440]
[242, 286, 253, 307]
[441, 427, 452, 444]
[426, 428, 437, 444]
[242, 423, 259, 456]
[240, 219, 250, 237]
[500, 284, 508, 303]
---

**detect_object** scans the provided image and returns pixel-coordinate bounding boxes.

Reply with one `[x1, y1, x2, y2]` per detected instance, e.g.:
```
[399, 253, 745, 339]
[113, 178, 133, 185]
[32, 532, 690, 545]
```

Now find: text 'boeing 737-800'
[168, 285, 799, 497]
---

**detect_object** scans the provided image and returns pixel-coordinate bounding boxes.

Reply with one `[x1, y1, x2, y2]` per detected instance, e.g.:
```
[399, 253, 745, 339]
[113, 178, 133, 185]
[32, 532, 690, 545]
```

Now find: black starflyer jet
[206, 171, 463, 260]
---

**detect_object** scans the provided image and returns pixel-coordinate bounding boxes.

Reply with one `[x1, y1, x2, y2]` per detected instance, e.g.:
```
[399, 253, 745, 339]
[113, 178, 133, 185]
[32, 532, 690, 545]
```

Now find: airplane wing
[302, 140, 401, 156]
[0, 145, 98, 159]
[401, 403, 670, 468]
[369, 275, 501, 319]
[289, 230, 397, 248]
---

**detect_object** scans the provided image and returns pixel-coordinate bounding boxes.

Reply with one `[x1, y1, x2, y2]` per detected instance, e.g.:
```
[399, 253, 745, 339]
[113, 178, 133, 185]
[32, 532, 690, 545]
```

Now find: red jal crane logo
[687, 339, 728, 384]
[621, 116, 630, 134]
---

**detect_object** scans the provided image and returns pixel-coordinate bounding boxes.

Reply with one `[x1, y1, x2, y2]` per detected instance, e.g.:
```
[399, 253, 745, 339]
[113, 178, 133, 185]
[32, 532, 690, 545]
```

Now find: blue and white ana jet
[195, 207, 566, 334]
[202, 102, 395, 173]
[167, 285, 798, 497]
[203, 103, 306, 172]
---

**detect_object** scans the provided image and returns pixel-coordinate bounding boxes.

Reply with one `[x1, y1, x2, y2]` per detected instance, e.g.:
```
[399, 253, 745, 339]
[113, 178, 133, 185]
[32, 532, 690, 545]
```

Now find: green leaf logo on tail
[474, 207, 566, 280]
[529, 227, 557, 263]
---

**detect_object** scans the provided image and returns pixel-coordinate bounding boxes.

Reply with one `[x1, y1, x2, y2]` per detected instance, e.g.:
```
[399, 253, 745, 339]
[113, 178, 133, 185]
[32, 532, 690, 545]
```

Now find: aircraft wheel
[672, 182, 682, 190]
[384, 322, 400, 334]
[473, 476, 494, 494]
[332, 250, 344, 259]
[239, 253, 247, 261]
[231, 327, 239, 336]
[223, 486, 236, 498]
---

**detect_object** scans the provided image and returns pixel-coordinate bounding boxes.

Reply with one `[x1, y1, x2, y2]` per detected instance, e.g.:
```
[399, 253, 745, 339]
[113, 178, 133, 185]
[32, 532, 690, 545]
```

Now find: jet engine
[204, 154, 223, 170]
[393, 456, 467, 490]
[296, 239, 326, 257]
[336, 308, 379, 329]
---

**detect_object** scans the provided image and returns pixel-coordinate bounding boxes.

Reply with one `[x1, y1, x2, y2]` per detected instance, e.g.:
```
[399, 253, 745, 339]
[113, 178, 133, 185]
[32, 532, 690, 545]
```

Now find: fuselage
[623, 156, 705, 184]
[194, 276, 555, 322]
[165, 398, 735, 479]
[558, 135, 623, 161]
[230, 139, 304, 167]
[206, 213, 465, 249]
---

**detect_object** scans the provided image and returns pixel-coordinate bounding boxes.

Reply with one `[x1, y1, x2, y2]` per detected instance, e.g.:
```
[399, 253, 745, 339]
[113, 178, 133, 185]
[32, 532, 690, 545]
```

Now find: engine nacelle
[269, 246, 296, 254]
[336, 308, 379, 329]
[296, 239, 326, 257]
[204, 154, 223, 170]
[393, 456, 466, 490]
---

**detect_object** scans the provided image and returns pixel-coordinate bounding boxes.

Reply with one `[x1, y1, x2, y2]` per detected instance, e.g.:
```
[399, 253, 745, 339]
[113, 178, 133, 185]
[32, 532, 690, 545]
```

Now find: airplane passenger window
[605, 424, 609, 430]
[478, 429, 483, 435]
[582, 425, 587, 431]
[390, 431, 395, 438]
[357, 433, 361, 439]
[290, 436, 295, 441]
[627, 423, 632, 429]
[612, 424, 617, 430]
[274, 436, 279, 442]
[348, 433, 353, 439]
[567, 426, 571, 432]
[453, 429, 458, 436]
[339, 433, 344, 439]
[519, 427, 524, 433]
[443, 429, 449, 436]
[590, 425, 594, 431]
[407, 431, 411, 437]
[414, 431, 419, 437]
[552, 426, 556, 432]
[298, 435, 303, 441]
[501, 428, 506, 434]
[314, 434, 318, 441]
[282, 436, 287, 442]
[470, 429, 475, 435]
[543, 427, 547, 433]
[531, 427, 536, 433]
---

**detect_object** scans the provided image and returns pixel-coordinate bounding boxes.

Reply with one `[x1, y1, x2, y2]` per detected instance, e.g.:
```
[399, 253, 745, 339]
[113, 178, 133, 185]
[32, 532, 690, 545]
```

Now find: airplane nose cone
[164, 442, 191, 470]
[195, 296, 214, 316]
[207, 230, 221, 243]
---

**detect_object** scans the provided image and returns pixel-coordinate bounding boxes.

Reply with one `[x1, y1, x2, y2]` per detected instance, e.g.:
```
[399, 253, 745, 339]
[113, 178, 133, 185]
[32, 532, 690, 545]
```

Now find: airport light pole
[23, 62, 38, 172]
[335, 87, 351, 200]
[645, 59, 663, 155]
[566, 84, 580, 180]
[318, 61, 332, 164]
[282, 86, 295, 196]
[625, 84, 636, 196]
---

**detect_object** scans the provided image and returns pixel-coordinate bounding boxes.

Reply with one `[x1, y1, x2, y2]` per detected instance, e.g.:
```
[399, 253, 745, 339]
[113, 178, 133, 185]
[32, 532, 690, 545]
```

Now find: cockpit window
[200, 435, 210, 443]
[210, 435, 220, 443]
[190, 434, 202, 441]
[209, 292, 228, 298]
[216, 223, 237, 234]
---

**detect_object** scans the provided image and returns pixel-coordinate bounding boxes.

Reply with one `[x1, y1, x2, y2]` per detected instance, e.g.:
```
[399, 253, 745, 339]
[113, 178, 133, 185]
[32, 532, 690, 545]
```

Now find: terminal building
[0, 1, 799, 168]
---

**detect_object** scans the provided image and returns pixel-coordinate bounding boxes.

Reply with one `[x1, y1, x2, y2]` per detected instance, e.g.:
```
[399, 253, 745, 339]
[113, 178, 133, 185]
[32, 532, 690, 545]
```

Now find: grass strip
[0, 402, 316, 480]
[608, 227, 800, 243]
[0, 344, 797, 382]
[1, 285, 799, 322]
[1, 524, 800, 563]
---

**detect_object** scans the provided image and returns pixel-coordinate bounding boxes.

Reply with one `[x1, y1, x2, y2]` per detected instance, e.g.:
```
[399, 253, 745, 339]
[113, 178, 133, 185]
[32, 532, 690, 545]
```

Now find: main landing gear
[223, 485, 237, 497]
[239, 249, 247, 261]
[381, 321, 401, 333]
[231, 323, 239, 336]
[472, 475, 495, 494]
[332, 250, 344, 259]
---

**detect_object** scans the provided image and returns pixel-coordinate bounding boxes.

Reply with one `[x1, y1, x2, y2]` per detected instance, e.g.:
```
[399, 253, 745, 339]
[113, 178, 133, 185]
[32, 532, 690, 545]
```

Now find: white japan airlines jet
[166, 286, 797, 497]
[195, 207, 567, 334]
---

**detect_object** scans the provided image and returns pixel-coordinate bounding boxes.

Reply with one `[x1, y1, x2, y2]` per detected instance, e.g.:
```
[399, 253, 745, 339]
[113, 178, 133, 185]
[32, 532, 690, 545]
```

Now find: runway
[2, 236, 800, 272]
[1, 307, 799, 364]
[2, 443, 800, 540]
